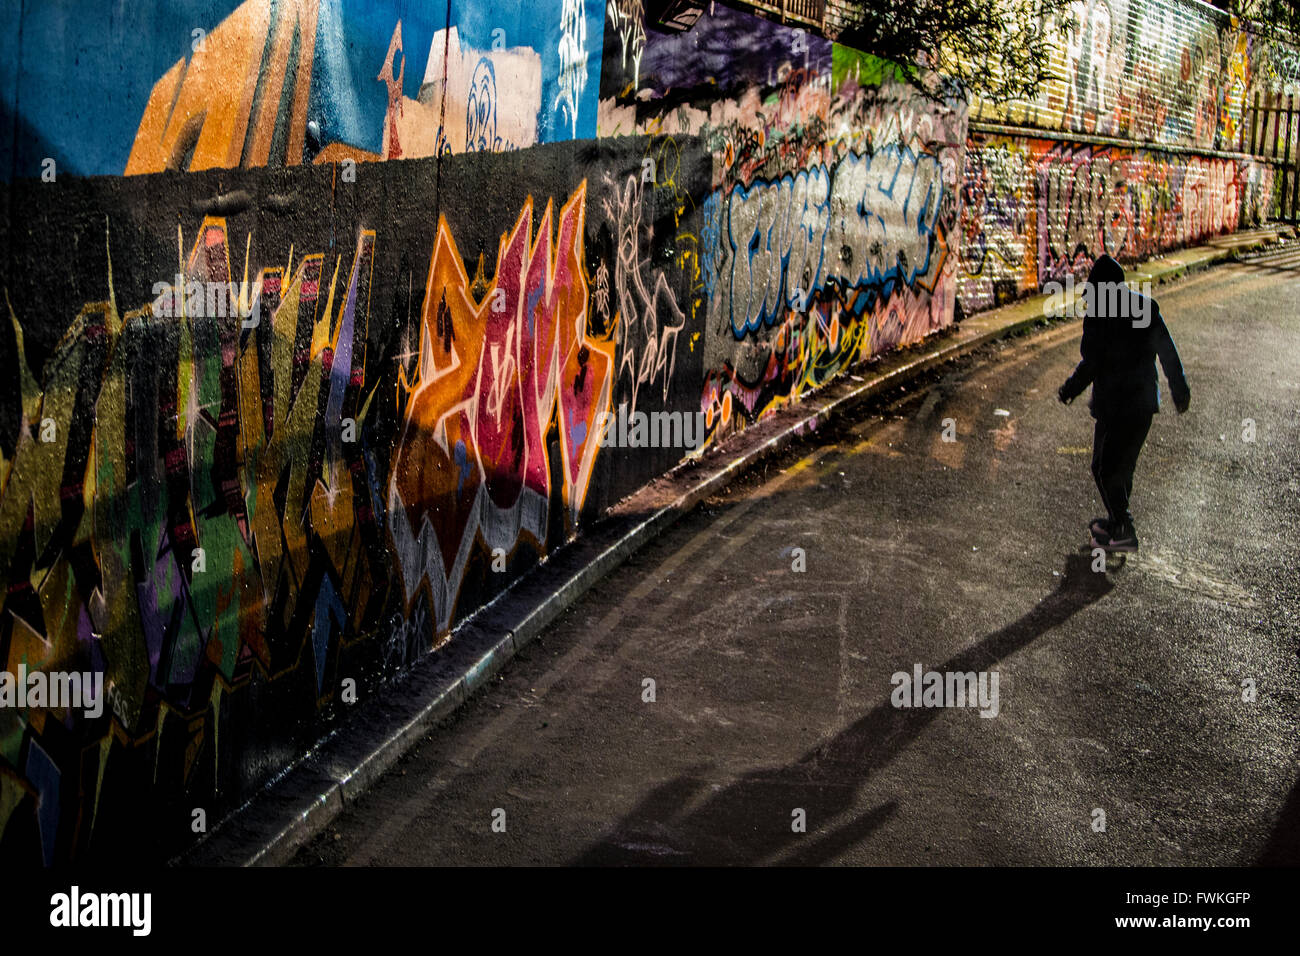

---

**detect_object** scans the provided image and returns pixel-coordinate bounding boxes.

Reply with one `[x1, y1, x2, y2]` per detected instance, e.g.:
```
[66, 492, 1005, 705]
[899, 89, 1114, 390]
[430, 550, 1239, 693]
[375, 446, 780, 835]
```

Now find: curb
[175, 224, 1290, 866]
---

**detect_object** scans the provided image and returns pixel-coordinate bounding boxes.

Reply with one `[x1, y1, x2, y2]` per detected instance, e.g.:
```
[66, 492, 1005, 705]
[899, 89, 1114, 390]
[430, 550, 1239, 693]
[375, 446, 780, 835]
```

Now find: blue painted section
[0, 0, 246, 181]
[309, 0, 444, 156]
[310, 575, 346, 694]
[449, 0, 603, 143]
[0, 0, 605, 181]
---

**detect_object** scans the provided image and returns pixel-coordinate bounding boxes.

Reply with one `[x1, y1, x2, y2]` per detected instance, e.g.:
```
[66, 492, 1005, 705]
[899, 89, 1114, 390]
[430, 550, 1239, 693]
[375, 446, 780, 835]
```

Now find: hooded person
[1057, 254, 1190, 551]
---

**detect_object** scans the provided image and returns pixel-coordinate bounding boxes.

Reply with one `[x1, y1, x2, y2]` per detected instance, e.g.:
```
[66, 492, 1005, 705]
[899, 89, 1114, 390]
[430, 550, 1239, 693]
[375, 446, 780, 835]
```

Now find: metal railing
[740, 0, 827, 30]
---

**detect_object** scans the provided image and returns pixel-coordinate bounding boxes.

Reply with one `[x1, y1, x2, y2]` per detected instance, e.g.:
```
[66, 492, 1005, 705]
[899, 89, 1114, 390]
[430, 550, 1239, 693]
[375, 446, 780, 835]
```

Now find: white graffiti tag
[556, 0, 589, 137]
[607, 0, 646, 89]
[602, 172, 686, 414]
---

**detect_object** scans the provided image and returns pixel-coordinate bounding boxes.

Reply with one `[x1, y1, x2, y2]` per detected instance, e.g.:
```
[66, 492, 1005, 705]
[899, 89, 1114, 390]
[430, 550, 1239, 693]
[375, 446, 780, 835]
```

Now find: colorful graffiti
[964, 0, 1300, 155]
[1, 0, 1293, 866]
[600, 4, 965, 435]
[598, 2, 838, 188]
[710, 148, 944, 337]
[0, 211, 386, 863]
[0, 0, 606, 180]
[0, 136, 703, 862]
[958, 134, 1274, 311]
[389, 183, 613, 631]
[971, 0, 1234, 150]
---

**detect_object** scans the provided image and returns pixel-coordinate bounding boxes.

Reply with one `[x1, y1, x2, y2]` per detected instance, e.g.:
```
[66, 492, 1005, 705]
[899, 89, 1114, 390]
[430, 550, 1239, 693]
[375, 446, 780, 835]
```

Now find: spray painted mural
[0, 0, 605, 180]
[963, 0, 1300, 155]
[957, 0, 1279, 312]
[970, 0, 1269, 152]
[0, 139, 707, 863]
[600, 5, 967, 435]
[959, 134, 1274, 310]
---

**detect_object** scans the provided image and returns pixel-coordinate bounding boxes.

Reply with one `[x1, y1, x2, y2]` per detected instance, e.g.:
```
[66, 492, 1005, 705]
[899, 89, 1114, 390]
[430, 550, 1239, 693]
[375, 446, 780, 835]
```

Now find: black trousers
[1091, 413, 1153, 529]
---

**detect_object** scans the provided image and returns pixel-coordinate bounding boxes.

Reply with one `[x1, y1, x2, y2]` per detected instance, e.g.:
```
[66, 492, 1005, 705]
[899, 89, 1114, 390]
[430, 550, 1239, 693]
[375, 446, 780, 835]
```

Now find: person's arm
[1059, 313, 1101, 404]
[1155, 307, 1190, 412]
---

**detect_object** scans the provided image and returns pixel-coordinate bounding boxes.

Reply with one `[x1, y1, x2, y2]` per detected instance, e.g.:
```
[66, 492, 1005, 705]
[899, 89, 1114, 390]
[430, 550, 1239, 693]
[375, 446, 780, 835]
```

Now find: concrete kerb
[175, 224, 1288, 867]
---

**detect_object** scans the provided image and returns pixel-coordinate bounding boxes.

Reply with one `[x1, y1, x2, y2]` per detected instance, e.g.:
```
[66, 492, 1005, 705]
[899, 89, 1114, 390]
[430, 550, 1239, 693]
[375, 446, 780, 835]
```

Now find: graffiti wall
[959, 134, 1274, 310]
[968, 0, 1293, 153]
[957, 0, 1281, 312]
[600, 5, 968, 435]
[0, 0, 606, 180]
[0, 137, 710, 864]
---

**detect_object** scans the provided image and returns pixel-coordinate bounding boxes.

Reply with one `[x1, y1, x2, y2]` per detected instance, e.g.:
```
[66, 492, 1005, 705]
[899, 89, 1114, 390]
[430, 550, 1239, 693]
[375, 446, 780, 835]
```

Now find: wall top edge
[968, 121, 1263, 163]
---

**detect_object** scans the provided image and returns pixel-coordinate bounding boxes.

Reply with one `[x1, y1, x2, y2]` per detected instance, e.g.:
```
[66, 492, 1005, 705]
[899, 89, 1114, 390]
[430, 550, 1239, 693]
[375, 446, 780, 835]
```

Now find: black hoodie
[1059, 255, 1190, 419]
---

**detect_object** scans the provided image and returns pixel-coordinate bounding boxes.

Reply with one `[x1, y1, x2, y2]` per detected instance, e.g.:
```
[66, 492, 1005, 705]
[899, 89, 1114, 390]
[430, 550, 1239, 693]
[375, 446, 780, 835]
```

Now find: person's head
[1086, 254, 1129, 321]
[1087, 254, 1125, 287]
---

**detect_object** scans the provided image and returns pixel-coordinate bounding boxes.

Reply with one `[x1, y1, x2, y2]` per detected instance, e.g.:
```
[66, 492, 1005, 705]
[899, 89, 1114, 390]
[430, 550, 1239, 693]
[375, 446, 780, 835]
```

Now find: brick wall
[823, 0, 857, 38]
[957, 0, 1282, 314]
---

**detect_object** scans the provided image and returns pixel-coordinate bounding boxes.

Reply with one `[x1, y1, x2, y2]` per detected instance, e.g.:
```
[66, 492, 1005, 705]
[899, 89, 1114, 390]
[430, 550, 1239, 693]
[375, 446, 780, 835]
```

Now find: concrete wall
[958, 135, 1274, 310]
[598, 4, 967, 431]
[0, 0, 1288, 863]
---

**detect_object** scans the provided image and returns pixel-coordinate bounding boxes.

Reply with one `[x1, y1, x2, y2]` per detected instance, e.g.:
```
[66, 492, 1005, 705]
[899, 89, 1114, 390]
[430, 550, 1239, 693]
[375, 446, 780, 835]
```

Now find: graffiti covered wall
[957, 0, 1279, 311]
[0, 0, 606, 180]
[969, 0, 1288, 152]
[600, 5, 968, 435]
[0, 138, 711, 864]
[0, 0, 963, 863]
[959, 134, 1274, 310]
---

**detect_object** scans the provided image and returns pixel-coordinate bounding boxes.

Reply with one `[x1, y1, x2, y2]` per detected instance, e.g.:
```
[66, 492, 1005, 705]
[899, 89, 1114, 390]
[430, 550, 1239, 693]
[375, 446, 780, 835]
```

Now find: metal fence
[743, 0, 827, 29]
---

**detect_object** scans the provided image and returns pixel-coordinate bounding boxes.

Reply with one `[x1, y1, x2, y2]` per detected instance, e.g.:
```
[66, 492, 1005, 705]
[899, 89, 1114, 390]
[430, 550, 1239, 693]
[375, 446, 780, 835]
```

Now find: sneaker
[1089, 517, 1111, 539]
[1104, 523, 1139, 552]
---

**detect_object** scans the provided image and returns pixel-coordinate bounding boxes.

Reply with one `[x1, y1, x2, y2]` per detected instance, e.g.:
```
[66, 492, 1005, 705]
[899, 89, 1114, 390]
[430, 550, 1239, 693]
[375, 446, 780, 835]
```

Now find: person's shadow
[573, 549, 1114, 865]
[1256, 774, 1300, 865]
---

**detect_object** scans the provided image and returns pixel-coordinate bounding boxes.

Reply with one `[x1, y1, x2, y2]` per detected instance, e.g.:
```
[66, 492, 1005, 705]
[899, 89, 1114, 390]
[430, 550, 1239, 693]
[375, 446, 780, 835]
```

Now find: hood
[1087, 254, 1125, 287]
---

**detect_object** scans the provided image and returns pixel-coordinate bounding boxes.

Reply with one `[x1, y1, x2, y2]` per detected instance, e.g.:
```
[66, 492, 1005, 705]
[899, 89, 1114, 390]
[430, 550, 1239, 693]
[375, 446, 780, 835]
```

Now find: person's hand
[1175, 392, 1190, 414]
[1058, 384, 1074, 406]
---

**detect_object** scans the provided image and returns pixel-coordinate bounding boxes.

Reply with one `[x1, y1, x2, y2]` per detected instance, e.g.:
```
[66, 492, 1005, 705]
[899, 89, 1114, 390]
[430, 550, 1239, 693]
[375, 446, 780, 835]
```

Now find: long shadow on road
[1256, 774, 1300, 865]
[572, 549, 1114, 865]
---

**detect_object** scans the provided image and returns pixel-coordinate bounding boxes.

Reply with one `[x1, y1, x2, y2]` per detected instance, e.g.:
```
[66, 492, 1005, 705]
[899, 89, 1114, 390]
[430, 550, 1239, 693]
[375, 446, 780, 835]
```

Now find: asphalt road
[294, 248, 1300, 866]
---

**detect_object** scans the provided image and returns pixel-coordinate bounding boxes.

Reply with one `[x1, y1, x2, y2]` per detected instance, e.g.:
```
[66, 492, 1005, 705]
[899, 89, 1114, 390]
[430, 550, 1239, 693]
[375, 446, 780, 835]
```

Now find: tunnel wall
[0, 0, 1289, 862]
